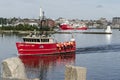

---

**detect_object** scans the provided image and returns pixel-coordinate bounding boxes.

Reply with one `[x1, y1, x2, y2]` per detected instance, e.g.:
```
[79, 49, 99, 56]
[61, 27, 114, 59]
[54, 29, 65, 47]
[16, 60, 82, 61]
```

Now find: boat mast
[39, 7, 48, 36]
[39, 7, 46, 30]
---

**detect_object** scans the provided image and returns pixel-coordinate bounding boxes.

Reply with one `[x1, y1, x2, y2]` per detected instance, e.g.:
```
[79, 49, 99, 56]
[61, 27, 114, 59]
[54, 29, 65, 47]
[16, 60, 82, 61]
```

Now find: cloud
[96, 5, 103, 8]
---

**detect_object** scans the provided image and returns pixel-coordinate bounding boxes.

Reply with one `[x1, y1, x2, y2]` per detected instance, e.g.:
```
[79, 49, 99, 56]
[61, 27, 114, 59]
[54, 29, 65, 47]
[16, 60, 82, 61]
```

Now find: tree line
[0, 24, 53, 31]
[0, 17, 54, 31]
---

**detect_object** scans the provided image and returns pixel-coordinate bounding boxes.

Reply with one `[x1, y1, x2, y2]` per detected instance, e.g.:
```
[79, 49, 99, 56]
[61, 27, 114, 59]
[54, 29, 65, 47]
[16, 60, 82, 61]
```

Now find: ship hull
[16, 41, 76, 55]
[60, 27, 87, 30]
[60, 24, 87, 30]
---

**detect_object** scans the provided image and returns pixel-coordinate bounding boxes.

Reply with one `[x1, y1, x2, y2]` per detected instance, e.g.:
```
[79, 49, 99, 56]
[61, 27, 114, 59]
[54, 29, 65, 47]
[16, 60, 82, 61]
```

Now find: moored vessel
[60, 23, 87, 30]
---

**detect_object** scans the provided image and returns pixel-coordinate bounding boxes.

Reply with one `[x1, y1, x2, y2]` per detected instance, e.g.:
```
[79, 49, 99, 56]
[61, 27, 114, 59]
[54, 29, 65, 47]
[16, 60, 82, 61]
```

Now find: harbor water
[0, 29, 120, 80]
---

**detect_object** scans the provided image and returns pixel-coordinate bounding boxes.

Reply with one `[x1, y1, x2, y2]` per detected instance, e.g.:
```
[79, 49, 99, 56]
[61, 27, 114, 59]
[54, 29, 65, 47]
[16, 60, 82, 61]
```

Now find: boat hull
[16, 41, 76, 55]
[60, 27, 87, 30]
[60, 24, 87, 30]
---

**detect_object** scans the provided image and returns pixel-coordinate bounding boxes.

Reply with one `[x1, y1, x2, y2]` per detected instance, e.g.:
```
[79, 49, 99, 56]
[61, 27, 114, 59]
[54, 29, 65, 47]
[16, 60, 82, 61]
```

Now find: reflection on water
[19, 53, 75, 80]
[105, 34, 112, 44]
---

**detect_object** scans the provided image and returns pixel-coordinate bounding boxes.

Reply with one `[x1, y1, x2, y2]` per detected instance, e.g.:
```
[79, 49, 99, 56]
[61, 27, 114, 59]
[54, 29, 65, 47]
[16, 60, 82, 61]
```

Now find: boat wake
[76, 44, 120, 54]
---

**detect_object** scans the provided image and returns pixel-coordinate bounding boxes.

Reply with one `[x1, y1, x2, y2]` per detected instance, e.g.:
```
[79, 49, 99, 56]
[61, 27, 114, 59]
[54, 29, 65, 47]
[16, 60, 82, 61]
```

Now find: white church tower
[39, 7, 45, 20]
[39, 7, 43, 20]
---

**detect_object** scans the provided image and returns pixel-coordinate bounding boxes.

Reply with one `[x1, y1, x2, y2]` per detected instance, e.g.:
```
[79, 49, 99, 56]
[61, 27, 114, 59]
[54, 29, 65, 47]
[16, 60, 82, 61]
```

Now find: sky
[0, 0, 120, 20]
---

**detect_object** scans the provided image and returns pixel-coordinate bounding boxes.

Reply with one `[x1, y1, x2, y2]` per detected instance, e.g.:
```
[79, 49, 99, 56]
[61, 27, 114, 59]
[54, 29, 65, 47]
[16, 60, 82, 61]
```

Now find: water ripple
[76, 44, 120, 54]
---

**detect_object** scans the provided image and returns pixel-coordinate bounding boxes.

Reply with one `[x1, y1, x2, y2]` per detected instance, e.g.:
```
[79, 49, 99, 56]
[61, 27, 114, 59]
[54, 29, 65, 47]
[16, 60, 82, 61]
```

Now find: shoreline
[0, 28, 115, 34]
[0, 30, 56, 34]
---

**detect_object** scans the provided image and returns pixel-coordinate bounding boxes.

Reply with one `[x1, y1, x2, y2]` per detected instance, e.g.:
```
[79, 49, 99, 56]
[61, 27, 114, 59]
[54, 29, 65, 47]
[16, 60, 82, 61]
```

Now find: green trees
[15, 24, 39, 31]
[0, 24, 55, 31]
[0, 17, 55, 31]
[0, 18, 7, 25]
[0, 24, 39, 31]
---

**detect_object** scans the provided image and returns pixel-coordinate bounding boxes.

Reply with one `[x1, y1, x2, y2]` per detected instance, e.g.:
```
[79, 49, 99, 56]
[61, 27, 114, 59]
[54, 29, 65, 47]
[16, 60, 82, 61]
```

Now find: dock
[82, 31, 112, 34]
[56, 31, 112, 34]
[56, 25, 112, 34]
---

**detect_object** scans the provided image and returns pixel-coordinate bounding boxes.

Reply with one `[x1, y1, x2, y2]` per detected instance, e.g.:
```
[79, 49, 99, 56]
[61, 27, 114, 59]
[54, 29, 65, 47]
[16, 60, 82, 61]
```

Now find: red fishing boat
[16, 33, 76, 55]
[60, 23, 87, 30]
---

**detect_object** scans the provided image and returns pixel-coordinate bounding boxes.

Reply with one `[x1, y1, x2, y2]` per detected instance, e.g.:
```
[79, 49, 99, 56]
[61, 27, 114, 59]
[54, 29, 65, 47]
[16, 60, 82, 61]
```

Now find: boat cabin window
[23, 38, 52, 43]
[23, 38, 40, 42]
[41, 39, 49, 42]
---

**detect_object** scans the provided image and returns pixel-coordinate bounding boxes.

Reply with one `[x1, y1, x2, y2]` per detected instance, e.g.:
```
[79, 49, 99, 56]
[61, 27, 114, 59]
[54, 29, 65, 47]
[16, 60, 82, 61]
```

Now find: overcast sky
[0, 0, 120, 20]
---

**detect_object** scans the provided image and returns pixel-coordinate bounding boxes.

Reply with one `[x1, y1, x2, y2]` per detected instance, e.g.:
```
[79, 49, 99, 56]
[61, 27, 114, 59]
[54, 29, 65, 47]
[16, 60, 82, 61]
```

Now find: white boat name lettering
[39, 45, 44, 48]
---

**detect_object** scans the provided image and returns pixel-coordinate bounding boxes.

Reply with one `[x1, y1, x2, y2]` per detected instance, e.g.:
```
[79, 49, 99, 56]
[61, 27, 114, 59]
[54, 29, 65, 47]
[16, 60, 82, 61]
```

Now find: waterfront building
[112, 17, 120, 28]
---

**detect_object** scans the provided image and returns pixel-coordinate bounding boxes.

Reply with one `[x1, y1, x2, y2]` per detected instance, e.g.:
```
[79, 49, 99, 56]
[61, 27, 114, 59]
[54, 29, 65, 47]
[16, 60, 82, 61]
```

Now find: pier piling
[1, 57, 39, 80]
[65, 65, 87, 80]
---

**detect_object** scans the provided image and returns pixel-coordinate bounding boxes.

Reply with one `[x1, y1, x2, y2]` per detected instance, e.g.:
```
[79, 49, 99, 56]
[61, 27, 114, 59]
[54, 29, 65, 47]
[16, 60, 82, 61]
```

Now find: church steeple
[39, 7, 43, 20]
[39, 7, 46, 20]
